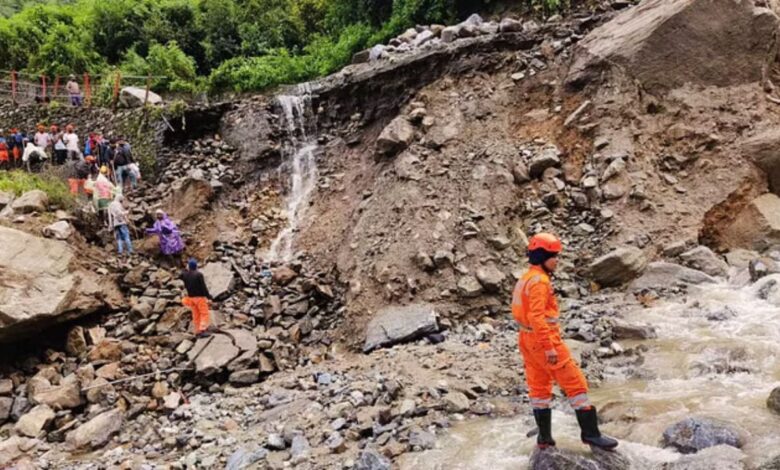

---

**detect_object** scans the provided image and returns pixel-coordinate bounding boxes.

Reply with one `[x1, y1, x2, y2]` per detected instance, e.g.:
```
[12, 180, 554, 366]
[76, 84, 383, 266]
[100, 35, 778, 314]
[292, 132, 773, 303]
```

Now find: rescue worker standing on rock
[512, 233, 618, 451]
[181, 259, 213, 338]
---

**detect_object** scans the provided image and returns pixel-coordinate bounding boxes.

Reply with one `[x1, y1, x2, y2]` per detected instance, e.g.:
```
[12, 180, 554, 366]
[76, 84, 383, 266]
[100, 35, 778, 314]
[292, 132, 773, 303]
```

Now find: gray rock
[630, 262, 717, 291]
[0, 191, 13, 209]
[11, 190, 48, 213]
[741, 127, 780, 194]
[611, 319, 657, 340]
[364, 304, 439, 352]
[229, 369, 261, 386]
[14, 404, 55, 437]
[0, 397, 12, 422]
[225, 446, 268, 470]
[750, 257, 780, 282]
[65, 409, 123, 450]
[587, 247, 648, 287]
[355, 447, 391, 470]
[376, 116, 415, 158]
[42, 220, 74, 240]
[267, 433, 286, 450]
[768, 387, 780, 415]
[119, 86, 163, 107]
[31, 375, 82, 410]
[413, 251, 435, 271]
[201, 262, 235, 300]
[463, 13, 483, 26]
[290, 434, 310, 462]
[409, 427, 436, 449]
[457, 276, 483, 298]
[188, 333, 240, 374]
[662, 417, 743, 454]
[724, 249, 759, 269]
[441, 26, 460, 43]
[758, 454, 780, 470]
[443, 391, 470, 413]
[499, 18, 524, 33]
[529, 446, 631, 470]
[0, 226, 123, 341]
[529, 146, 561, 178]
[513, 161, 531, 184]
[680, 246, 729, 277]
[413, 30, 435, 47]
[476, 265, 506, 293]
[325, 432, 346, 453]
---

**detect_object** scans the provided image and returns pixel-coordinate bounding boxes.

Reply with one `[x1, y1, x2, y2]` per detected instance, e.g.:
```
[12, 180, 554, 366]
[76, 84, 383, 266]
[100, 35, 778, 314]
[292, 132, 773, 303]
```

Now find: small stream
[401, 275, 780, 469]
[268, 84, 319, 262]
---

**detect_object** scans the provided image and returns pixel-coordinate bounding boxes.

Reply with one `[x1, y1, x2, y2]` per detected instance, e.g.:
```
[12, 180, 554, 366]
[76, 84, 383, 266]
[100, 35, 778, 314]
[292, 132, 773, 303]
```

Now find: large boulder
[630, 262, 717, 291]
[719, 194, 780, 251]
[167, 176, 214, 221]
[201, 262, 235, 300]
[567, 0, 780, 92]
[529, 446, 631, 470]
[768, 387, 780, 415]
[679, 246, 729, 277]
[741, 128, 780, 194]
[662, 417, 743, 454]
[119, 86, 163, 107]
[188, 333, 240, 375]
[11, 190, 48, 213]
[587, 247, 647, 287]
[376, 116, 415, 158]
[14, 405, 55, 437]
[363, 304, 439, 352]
[0, 226, 124, 342]
[0, 191, 14, 209]
[65, 409, 123, 450]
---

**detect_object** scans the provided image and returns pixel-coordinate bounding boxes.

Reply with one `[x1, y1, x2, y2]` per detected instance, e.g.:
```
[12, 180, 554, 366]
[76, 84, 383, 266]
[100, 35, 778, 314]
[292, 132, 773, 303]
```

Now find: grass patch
[0, 170, 74, 208]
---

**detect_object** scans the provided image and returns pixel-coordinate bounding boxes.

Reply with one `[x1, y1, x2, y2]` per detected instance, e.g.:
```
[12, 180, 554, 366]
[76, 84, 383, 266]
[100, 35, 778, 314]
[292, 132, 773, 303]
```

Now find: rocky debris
[355, 447, 391, 470]
[567, 0, 780, 91]
[42, 220, 74, 240]
[529, 145, 561, 178]
[741, 128, 780, 194]
[443, 391, 470, 413]
[529, 446, 631, 470]
[189, 331, 245, 375]
[119, 86, 163, 107]
[759, 454, 780, 470]
[749, 257, 780, 282]
[376, 116, 415, 157]
[30, 373, 82, 409]
[0, 190, 14, 209]
[611, 319, 657, 340]
[0, 226, 123, 341]
[201, 261, 236, 300]
[167, 175, 215, 221]
[14, 405, 55, 438]
[630, 262, 717, 292]
[65, 409, 123, 450]
[364, 304, 439, 352]
[225, 447, 268, 470]
[662, 417, 744, 454]
[679, 246, 729, 277]
[457, 276, 483, 298]
[0, 436, 38, 467]
[476, 265, 507, 293]
[720, 194, 780, 251]
[11, 190, 48, 213]
[768, 387, 780, 415]
[587, 247, 647, 287]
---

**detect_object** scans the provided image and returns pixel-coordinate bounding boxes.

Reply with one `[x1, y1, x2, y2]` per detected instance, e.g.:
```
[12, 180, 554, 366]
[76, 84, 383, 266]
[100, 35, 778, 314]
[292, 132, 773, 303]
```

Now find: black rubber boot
[533, 408, 556, 449]
[576, 407, 618, 450]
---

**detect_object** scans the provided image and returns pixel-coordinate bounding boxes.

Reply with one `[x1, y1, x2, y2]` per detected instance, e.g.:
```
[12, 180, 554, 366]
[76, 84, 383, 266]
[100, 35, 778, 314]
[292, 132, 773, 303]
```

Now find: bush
[0, 170, 73, 208]
[121, 41, 200, 93]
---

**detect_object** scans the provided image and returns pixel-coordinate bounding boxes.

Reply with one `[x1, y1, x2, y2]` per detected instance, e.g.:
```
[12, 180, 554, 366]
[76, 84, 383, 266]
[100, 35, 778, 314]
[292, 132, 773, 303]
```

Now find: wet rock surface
[662, 417, 743, 454]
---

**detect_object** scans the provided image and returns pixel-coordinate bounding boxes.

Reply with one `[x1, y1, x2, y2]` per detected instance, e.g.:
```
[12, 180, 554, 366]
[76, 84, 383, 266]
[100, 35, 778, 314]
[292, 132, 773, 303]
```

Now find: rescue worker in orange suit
[512, 233, 618, 450]
[180, 258, 213, 337]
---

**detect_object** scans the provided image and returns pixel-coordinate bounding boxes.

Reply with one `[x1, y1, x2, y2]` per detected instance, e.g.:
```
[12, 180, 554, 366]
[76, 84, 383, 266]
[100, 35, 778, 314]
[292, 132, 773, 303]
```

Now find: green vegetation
[0, 0, 567, 95]
[0, 170, 73, 207]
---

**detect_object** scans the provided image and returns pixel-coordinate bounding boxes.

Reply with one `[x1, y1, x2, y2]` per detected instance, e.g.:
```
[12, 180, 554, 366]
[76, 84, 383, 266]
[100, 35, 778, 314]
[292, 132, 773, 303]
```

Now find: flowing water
[268, 84, 319, 262]
[401, 276, 780, 469]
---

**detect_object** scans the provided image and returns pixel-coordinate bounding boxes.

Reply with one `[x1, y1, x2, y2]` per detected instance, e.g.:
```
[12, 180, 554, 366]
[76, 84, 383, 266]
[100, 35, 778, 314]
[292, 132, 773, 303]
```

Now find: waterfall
[268, 85, 319, 262]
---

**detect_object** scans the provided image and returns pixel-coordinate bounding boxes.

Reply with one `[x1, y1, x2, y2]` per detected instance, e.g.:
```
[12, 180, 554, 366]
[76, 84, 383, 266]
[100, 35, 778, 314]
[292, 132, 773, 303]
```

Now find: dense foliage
[0, 0, 566, 95]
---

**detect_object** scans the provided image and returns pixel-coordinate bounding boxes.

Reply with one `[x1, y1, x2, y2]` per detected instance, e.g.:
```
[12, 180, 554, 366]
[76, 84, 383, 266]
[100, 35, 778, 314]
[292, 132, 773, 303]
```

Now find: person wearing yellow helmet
[512, 233, 618, 451]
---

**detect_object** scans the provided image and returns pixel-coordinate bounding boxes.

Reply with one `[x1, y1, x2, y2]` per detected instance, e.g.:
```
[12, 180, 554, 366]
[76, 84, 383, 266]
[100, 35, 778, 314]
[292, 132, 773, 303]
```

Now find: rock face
[679, 246, 729, 277]
[587, 247, 647, 287]
[201, 262, 235, 300]
[567, 0, 780, 92]
[0, 226, 123, 342]
[11, 190, 48, 213]
[662, 417, 743, 454]
[363, 304, 439, 352]
[65, 409, 123, 450]
[529, 446, 631, 470]
[720, 194, 780, 251]
[741, 128, 780, 194]
[119, 86, 163, 107]
[376, 116, 415, 157]
[768, 387, 780, 415]
[630, 262, 717, 291]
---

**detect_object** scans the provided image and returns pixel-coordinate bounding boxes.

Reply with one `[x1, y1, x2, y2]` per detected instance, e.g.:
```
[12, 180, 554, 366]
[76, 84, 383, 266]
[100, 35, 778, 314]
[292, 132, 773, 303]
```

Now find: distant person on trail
[10, 129, 24, 168]
[67, 153, 90, 195]
[64, 125, 81, 160]
[86, 165, 116, 225]
[512, 233, 618, 451]
[146, 210, 185, 256]
[108, 194, 133, 264]
[52, 125, 67, 165]
[34, 124, 51, 157]
[181, 258, 212, 337]
[114, 138, 137, 192]
[0, 133, 9, 171]
[22, 142, 47, 172]
[66, 75, 82, 106]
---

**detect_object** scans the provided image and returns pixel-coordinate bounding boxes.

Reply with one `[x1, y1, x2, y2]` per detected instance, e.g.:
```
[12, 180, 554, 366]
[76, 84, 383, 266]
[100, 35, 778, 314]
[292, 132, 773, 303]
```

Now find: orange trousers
[68, 178, 86, 195]
[519, 331, 589, 409]
[182, 297, 210, 334]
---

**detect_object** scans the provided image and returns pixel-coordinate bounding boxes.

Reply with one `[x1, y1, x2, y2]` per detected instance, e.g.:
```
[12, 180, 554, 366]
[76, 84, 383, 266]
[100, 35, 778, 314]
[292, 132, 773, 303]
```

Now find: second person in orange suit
[512, 233, 618, 450]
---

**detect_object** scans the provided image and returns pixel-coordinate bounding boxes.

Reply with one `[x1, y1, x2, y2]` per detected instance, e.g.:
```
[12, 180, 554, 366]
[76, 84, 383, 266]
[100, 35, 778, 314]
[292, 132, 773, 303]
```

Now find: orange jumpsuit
[182, 296, 210, 334]
[512, 265, 590, 410]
